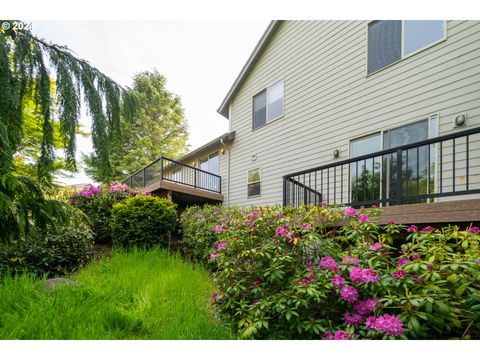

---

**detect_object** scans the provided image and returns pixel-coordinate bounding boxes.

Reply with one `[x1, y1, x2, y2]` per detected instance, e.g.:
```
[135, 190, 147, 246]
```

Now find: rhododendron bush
[70, 181, 149, 245]
[180, 205, 480, 340]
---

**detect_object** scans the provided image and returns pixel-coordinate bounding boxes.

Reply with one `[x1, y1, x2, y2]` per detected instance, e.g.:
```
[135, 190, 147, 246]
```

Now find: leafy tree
[13, 82, 88, 180]
[0, 21, 137, 242]
[84, 70, 189, 182]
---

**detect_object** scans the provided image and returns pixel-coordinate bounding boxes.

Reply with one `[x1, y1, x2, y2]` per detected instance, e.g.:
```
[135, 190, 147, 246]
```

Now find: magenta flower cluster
[210, 241, 228, 260]
[320, 256, 337, 271]
[322, 330, 351, 340]
[469, 226, 480, 234]
[331, 276, 346, 288]
[407, 225, 418, 233]
[339, 285, 359, 303]
[369, 242, 382, 251]
[349, 267, 380, 284]
[353, 298, 378, 316]
[76, 184, 102, 198]
[365, 314, 404, 337]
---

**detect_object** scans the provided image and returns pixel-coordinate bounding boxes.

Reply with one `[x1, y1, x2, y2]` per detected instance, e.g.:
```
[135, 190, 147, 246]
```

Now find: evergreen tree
[84, 70, 189, 182]
[0, 21, 137, 242]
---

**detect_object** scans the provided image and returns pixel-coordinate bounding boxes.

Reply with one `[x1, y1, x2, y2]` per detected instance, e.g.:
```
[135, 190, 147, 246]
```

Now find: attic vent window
[252, 80, 284, 129]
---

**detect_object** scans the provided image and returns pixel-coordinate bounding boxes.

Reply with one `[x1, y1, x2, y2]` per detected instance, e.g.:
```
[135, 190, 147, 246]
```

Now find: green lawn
[0, 248, 233, 339]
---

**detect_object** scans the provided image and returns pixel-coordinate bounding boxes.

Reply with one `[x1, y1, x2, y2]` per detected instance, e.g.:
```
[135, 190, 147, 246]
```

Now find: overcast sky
[31, 20, 269, 184]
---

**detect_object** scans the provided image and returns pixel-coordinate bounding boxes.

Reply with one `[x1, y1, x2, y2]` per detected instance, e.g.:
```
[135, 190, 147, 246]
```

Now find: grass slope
[0, 248, 232, 339]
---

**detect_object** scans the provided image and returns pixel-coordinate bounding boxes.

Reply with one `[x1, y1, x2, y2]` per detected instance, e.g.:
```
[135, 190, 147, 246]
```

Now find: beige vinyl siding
[226, 20, 480, 206]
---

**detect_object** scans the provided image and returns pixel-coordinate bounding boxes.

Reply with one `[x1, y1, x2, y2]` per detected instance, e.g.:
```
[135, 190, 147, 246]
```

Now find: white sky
[31, 20, 269, 184]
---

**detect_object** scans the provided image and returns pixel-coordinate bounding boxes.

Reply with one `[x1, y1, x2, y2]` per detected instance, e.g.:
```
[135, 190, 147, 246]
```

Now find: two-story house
[125, 20, 480, 222]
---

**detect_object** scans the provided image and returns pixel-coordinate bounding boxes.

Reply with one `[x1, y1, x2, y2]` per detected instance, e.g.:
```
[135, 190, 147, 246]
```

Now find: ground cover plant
[180, 205, 480, 340]
[0, 247, 232, 340]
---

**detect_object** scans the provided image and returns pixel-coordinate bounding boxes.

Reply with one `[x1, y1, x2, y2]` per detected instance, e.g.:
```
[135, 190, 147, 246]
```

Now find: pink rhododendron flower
[340, 286, 359, 303]
[306, 261, 314, 271]
[320, 256, 337, 271]
[70, 198, 79, 205]
[353, 298, 378, 316]
[341, 256, 359, 266]
[392, 269, 408, 280]
[344, 207, 357, 217]
[215, 242, 228, 250]
[250, 211, 260, 219]
[214, 225, 223, 233]
[275, 225, 289, 237]
[322, 331, 334, 340]
[350, 267, 380, 284]
[421, 226, 436, 233]
[331, 276, 346, 288]
[396, 258, 410, 266]
[344, 312, 363, 325]
[302, 223, 312, 230]
[411, 253, 420, 260]
[407, 225, 418, 233]
[469, 226, 480, 234]
[365, 316, 377, 329]
[333, 330, 351, 340]
[358, 215, 370, 223]
[369, 242, 382, 251]
[210, 251, 219, 260]
[371, 314, 404, 337]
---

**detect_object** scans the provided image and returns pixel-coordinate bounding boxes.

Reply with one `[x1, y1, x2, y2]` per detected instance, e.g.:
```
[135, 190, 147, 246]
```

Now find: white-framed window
[367, 20, 446, 74]
[247, 168, 261, 197]
[252, 80, 284, 130]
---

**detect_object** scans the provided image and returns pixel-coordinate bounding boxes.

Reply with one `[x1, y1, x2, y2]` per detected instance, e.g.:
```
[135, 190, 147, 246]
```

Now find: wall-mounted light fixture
[333, 149, 340, 158]
[454, 114, 466, 127]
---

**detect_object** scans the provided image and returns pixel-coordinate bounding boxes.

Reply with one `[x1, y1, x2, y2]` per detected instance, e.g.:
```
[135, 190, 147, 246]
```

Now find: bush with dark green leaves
[111, 196, 177, 249]
[70, 182, 146, 245]
[0, 223, 94, 276]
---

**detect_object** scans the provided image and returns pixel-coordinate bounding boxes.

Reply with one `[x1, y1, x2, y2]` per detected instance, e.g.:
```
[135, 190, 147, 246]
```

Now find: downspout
[220, 137, 230, 207]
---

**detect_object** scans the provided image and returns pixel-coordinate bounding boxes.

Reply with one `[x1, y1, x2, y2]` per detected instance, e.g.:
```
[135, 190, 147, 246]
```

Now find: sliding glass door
[350, 116, 438, 205]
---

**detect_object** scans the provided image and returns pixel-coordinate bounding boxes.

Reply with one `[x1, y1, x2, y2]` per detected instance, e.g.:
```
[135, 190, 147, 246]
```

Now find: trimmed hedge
[111, 196, 177, 249]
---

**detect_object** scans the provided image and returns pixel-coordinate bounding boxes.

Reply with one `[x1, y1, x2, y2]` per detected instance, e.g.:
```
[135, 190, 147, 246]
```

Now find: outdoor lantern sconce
[454, 114, 466, 127]
[333, 149, 340, 158]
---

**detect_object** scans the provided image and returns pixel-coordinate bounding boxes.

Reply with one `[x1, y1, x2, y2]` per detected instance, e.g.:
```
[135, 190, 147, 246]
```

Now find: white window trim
[252, 79, 284, 130]
[366, 20, 447, 77]
[247, 168, 262, 198]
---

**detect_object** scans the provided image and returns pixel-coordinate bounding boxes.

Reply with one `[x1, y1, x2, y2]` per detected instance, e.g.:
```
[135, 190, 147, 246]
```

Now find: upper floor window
[252, 80, 284, 129]
[368, 20, 445, 74]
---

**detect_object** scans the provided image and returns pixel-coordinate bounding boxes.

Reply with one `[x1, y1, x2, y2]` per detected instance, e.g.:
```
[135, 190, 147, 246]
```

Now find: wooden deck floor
[376, 199, 480, 225]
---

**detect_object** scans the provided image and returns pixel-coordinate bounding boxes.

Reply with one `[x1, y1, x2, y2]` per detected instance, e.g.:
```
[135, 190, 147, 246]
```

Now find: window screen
[253, 90, 267, 129]
[247, 168, 261, 197]
[368, 20, 402, 74]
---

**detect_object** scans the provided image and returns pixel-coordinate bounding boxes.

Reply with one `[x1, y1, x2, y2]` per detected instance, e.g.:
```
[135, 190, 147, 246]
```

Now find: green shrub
[0, 222, 94, 276]
[111, 196, 177, 249]
[179, 205, 239, 265]
[70, 181, 146, 245]
[186, 204, 480, 340]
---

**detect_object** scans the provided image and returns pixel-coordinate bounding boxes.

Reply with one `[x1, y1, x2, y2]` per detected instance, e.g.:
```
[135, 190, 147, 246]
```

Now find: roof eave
[217, 20, 282, 119]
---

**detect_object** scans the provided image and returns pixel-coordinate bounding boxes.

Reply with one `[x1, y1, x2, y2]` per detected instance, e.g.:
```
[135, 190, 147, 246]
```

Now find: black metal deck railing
[283, 126, 480, 207]
[123, 157, 221, 194]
